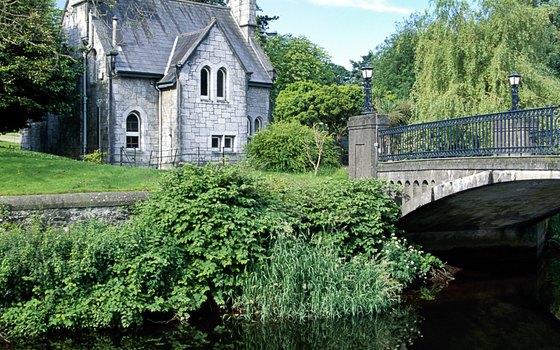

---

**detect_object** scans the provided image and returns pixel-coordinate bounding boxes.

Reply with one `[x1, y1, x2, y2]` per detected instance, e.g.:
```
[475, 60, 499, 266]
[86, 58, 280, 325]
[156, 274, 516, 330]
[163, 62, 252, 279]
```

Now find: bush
[0, 221, 188, 337]
[83, 149, 105, 164]
[134, 164, 282, 308]
[275, 178, 441, 285]
[245, 120, 340, 173]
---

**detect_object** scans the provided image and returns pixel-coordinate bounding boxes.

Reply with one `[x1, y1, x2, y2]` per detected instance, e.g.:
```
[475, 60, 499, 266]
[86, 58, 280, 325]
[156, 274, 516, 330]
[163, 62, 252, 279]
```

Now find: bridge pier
[348, 114, 390, 179]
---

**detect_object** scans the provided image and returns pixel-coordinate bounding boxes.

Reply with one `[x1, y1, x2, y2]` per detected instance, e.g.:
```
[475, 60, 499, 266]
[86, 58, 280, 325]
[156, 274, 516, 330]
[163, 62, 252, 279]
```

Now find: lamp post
[509, 71, 521, 111]
[361, 65, 373, 114]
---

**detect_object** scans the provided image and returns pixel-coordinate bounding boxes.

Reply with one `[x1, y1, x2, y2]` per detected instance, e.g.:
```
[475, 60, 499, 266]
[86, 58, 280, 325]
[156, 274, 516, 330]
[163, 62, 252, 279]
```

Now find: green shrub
[245, 120, 340, 173]
[0, 221, 189, 337]
[237, 237, 402, 320]
[135, 163, 282, 308]
[277, 178, 400, 257]
[83, 149, 105, 164]
[275, 178, 441, 284]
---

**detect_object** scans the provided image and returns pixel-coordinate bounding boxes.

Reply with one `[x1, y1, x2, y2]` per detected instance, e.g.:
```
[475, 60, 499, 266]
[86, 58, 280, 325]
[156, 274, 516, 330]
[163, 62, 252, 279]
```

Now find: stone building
[61, 0, 274, 167]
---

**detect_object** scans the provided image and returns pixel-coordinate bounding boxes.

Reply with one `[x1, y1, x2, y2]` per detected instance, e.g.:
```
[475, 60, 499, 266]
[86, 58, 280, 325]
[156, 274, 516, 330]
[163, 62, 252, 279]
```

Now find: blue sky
[55, 0, 434, 68]
[257, 0, 432, 68]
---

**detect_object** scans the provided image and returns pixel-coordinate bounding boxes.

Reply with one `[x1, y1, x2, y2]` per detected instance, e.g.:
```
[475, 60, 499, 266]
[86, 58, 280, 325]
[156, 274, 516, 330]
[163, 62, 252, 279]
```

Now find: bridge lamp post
[361, 65, 374, 114]
[509, 71, 521, 111]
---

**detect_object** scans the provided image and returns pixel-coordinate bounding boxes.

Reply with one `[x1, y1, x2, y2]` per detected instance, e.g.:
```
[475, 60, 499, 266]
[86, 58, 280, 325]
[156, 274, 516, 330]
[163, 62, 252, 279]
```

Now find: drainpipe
[155, 83, 163, 169]
[107, 16, 118, 163]
[80, 9, 95, 159]
[82, 50, 88, 158]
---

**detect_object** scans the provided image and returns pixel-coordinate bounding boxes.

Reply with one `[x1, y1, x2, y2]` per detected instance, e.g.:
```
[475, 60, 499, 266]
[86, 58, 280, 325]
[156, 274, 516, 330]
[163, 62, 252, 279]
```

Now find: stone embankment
[0, 192, 148, 226]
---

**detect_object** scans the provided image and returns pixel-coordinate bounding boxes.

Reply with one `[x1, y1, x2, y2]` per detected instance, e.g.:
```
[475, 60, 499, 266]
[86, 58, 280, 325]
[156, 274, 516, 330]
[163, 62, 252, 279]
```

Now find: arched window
[247, 116, 253, 135]
[217, 67, 226, 99]
[126, 112, 140, 149]
[254, 117, 263, 133]
[200, 66, 210, 97]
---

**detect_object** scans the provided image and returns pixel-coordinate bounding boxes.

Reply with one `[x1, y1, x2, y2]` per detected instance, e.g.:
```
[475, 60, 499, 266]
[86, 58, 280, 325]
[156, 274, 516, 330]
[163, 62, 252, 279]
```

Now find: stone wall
[0, 192, 148, 227]
[178, 26, 250, 159]
[112, 77, 160, 166]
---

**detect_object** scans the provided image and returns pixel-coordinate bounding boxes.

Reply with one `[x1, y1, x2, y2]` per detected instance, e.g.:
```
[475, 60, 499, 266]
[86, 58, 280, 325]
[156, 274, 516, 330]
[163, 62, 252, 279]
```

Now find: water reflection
[0, 306, 421, 350]
[241, 306, 421, 350]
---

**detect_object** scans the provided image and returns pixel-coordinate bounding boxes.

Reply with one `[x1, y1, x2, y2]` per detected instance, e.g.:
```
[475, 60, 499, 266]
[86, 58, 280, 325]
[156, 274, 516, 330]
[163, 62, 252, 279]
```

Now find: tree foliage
[0, 0, 79, 132]
[274, 81, 363, 144]
[412, 0, 560, 121]
[352, 15, 424, 101]
[263, 34, 345, 101]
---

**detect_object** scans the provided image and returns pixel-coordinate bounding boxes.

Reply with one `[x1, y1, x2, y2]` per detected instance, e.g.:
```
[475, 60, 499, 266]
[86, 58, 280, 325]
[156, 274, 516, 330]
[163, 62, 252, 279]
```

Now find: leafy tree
[412, 0, 560, 121]
[263, 34, 343, 101]
[274, 81, 363, 146]
[0, 0, 79, 132]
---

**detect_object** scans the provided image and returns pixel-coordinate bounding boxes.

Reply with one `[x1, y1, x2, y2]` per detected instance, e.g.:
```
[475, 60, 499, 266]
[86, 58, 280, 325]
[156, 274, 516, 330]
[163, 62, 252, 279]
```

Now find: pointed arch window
[254, 117, 263, 133]
[217, 67, 227, 99]
[247, 116, 253, 135]
[201, 66, 210, 97]
[126, 112, 140, 149]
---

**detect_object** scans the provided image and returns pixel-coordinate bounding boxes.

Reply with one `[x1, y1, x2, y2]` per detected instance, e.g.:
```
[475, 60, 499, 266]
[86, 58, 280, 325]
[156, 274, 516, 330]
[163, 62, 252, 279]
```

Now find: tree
[263, 34, 344, 102]
[0, 0, 79, 133]
[274, 81, 363, 146]
[412, 0, 560, 121]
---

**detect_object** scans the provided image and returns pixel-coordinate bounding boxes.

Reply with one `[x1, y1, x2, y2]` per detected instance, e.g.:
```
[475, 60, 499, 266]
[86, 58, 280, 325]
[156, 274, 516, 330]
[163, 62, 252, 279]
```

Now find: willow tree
[412, 0, 560, 121]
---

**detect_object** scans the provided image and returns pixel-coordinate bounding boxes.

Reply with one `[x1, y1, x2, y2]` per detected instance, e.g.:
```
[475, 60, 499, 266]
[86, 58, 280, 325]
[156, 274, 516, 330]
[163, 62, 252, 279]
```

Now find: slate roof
[92, 0, 273, 86]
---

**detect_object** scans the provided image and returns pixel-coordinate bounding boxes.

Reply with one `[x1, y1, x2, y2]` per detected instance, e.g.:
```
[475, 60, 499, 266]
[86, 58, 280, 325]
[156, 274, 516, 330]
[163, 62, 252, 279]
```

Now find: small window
[247, 116, 253, 135]
[201, 66, 210, 97]
[217, 67, 226, 99]
[224, 136, 234, 151]
[126, 113, 140, 149]
[211, 135, 221, 150]
[254, 117, 263, 133]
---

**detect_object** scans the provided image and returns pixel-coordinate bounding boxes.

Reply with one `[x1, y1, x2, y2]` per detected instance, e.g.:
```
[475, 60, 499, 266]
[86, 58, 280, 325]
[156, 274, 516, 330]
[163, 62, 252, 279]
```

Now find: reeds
[238, 237, 402, 321]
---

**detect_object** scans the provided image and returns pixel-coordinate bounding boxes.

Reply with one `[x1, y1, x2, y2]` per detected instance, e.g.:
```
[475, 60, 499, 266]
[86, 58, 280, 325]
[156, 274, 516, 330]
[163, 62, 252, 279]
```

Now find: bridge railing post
[348, 114, 390, 179]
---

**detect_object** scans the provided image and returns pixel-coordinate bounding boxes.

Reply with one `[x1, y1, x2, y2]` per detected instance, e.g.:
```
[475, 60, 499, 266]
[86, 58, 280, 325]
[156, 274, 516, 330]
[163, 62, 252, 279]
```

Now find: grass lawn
[257, 167, 348, 187]
[0, 145, 162, 195]
[0, 139, 349, 195]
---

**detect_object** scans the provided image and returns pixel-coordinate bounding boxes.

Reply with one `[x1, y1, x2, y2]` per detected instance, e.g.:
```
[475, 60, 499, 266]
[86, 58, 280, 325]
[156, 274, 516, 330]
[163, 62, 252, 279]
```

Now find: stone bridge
[348, 107, 560, 250]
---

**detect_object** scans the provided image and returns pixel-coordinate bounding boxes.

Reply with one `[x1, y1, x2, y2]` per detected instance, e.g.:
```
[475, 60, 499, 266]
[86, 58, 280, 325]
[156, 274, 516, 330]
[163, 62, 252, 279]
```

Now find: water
[410, 269, 560, 349]
[3, 249, 560, 349]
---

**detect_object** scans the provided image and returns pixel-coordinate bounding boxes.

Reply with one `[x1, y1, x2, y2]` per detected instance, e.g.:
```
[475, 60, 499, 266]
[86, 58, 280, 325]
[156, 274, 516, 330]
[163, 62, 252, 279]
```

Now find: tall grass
[238, 237, 402, 321]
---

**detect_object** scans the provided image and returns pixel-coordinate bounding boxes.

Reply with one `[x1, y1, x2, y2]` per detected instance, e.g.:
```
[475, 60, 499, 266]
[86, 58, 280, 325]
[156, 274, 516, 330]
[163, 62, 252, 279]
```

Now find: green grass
[255, 167, 348, 187]
[0, 143, 347, 195]
[0, 146, 162, 195]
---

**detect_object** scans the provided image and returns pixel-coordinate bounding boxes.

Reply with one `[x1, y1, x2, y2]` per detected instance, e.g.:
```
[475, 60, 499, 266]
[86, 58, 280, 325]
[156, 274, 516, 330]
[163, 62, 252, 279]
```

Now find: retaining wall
[0, 192, 148, 227]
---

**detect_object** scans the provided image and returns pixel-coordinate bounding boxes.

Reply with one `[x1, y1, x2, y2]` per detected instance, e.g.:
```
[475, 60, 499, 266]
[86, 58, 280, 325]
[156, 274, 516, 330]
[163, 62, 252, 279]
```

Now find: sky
[257, 0, 432, 68]
[55, 0, 434, 69]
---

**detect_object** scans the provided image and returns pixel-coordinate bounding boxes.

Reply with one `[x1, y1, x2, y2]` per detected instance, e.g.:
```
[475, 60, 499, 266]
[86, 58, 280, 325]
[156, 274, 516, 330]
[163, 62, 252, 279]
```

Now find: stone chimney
[228, 0, 257, 40]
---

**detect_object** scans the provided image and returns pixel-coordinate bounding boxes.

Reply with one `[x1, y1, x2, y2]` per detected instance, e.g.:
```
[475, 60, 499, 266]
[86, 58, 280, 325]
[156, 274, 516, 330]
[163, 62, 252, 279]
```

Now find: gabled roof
[91, 0, 273, 86]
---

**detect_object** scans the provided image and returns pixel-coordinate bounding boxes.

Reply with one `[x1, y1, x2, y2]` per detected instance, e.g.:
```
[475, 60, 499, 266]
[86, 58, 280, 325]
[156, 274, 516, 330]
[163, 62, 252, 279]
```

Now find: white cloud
[308, 0, 413, 14]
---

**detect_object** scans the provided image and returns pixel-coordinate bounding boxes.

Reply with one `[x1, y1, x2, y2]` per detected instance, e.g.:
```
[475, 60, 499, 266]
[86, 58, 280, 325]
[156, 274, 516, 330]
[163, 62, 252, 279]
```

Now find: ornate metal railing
[379, 106, 560, 162]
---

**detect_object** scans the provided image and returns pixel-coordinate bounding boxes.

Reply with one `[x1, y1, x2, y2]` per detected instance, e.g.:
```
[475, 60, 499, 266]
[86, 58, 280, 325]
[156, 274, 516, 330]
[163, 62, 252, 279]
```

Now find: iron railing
[147, 147, 245, 168]
[379, 106, 560, 162]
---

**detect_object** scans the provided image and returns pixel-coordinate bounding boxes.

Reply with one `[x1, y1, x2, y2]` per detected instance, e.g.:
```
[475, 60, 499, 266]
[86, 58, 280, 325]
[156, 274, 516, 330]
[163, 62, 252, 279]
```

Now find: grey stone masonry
[0, 192, 148, 227]
[178, 25, 249, 158]
[348, 114, 391, 179]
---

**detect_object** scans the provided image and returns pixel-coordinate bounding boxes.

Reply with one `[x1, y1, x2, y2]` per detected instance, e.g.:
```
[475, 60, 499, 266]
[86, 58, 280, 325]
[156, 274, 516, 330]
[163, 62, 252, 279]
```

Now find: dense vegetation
[245, 120, 340, 173]
[353, 0, 560, 122]
[0, 0, 79, 132]
[0, 164, 440, 339]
